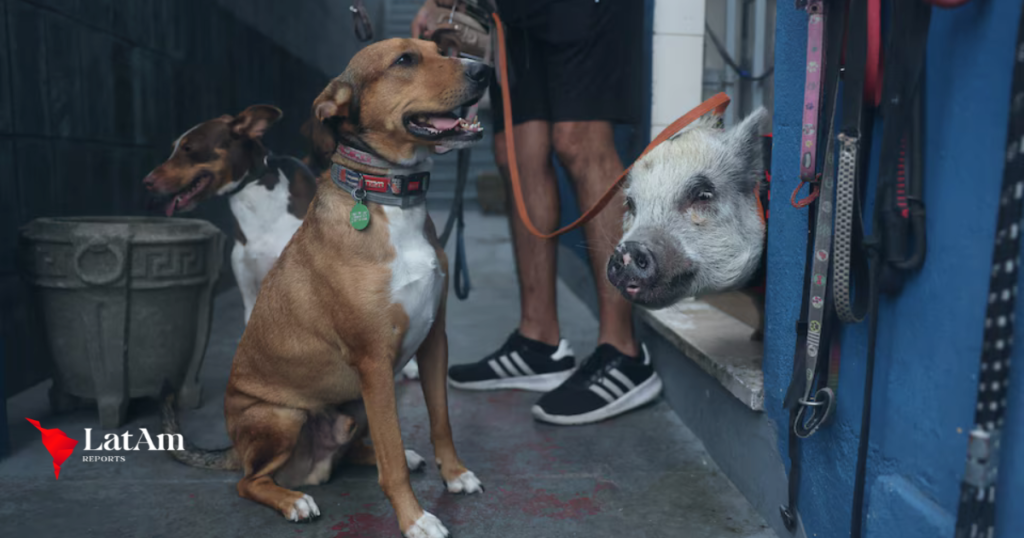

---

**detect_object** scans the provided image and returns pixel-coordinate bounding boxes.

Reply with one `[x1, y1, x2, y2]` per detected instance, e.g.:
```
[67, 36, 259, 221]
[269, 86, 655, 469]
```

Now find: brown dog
[163, 38, 491, 538]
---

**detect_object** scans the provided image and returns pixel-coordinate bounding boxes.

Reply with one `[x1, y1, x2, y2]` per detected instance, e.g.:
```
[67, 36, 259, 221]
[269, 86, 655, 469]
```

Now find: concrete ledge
[640, 300, 765, 411]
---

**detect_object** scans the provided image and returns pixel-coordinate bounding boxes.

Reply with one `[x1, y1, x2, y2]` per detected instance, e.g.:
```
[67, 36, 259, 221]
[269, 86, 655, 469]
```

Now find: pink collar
[334, 143, 426, 175]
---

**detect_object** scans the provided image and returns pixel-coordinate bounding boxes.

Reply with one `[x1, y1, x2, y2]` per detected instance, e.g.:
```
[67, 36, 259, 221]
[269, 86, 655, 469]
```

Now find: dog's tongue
[165, 198, 177, 217]
[428, 116, 460, 130]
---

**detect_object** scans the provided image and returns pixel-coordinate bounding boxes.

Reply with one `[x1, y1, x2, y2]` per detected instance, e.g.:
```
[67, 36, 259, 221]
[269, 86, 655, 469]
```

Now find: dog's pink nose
[142, 173, 158, 189]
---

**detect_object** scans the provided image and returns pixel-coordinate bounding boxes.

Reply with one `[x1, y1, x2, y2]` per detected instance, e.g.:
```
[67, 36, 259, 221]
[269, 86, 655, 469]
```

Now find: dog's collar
[334, 143, 427, 175]
[221, 152, 273, 197]
[330, 163, 430, 209]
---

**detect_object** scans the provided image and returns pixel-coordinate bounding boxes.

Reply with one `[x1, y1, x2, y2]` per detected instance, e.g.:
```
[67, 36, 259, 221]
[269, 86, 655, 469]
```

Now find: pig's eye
[625, 196, 637, 215]
[686, 176, 716, 204]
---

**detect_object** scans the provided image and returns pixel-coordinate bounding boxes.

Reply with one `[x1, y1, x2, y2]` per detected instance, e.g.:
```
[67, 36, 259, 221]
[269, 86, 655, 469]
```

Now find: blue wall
[767, 1, 1024, 537]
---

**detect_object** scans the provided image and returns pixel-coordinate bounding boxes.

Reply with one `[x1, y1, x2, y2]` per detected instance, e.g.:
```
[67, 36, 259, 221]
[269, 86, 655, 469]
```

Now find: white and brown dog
[143, 105, 316, 323]
[162, 38, 490, 538]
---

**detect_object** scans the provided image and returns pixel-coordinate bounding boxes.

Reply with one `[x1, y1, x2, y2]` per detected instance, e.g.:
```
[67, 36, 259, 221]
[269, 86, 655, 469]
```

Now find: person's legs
[446, 20, 579, 394]
[527, 0, 660, 425]
[493, 121, 561, 346]
[551, 121, 636, 357]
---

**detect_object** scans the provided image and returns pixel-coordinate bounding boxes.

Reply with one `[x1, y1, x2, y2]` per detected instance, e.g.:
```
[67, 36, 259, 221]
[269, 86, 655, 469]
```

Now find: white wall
[650, 0, 706, 141]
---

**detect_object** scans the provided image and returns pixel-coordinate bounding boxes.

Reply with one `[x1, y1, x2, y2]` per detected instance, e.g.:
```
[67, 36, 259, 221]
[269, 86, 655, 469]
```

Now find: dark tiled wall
[0, 0, 334, 395]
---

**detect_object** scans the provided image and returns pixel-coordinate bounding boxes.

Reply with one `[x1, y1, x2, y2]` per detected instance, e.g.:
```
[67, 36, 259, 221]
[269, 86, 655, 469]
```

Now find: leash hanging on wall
[847, 0, 933, 536]
[780, 0, 848, 529]
[952, 5, 1024, 535]
[782, 0, 933, 532]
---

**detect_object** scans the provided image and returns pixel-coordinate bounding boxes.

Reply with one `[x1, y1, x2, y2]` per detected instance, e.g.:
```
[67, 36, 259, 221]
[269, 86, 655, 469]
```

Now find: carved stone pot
[19, 217, 224, 428]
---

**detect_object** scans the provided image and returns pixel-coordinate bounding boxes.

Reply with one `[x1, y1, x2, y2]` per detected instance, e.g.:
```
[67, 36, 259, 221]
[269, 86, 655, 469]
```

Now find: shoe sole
[448, 369, 576, 393]
[530, 374, 664, 426]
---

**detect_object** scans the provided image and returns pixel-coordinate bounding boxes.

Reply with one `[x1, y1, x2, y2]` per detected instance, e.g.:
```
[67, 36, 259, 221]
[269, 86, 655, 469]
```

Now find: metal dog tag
[350, 202, 370, 230]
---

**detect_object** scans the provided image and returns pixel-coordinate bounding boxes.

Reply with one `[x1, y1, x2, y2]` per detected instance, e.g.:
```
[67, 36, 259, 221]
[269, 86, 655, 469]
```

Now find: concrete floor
[1, 210, 774, 538]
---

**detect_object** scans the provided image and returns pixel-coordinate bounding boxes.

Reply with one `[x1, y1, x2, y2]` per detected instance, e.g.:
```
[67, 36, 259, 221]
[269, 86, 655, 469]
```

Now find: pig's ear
[726, 107, 770, 188]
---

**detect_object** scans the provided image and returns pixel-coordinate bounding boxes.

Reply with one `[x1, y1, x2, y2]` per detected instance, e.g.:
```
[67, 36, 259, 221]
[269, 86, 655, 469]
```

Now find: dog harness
[330, 144, 431, 209]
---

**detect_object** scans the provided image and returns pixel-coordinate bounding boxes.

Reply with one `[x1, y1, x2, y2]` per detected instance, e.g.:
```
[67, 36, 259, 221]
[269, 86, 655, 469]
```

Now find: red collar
[329, 163, 430, 209]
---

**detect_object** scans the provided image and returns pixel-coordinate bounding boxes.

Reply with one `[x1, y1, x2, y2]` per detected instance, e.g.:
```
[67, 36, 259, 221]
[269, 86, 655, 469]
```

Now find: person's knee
[551, 123, 590, 172]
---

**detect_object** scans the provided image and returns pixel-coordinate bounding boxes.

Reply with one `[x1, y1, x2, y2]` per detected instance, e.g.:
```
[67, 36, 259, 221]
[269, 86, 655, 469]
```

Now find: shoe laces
[567, 345, 621, 388]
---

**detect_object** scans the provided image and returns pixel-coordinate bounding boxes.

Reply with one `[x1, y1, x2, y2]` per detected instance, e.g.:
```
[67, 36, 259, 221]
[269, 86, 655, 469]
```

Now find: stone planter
[19, 217, 224, 428]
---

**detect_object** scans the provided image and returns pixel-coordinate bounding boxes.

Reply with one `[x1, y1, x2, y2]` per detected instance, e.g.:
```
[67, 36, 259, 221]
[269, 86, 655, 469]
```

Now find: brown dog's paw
[445, 470, 483, 494]
[405, 449, 426, 472]
[404, 511, 449, 538]
[284, 494, 320, 522]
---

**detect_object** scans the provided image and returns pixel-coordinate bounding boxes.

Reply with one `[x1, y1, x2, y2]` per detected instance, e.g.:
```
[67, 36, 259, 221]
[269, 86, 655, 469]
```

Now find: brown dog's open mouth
[164, 172, 213, 216]
[405, 112, 483, 140]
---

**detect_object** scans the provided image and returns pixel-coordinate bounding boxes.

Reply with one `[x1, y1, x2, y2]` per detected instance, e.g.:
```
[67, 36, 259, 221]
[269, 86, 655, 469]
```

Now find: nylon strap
[790, 0, 826, 209]
[849, 2, 933, 536]
[493, 13, 732, 239]
[833, 0, 874, 325]
[952, 7, 1024, 535]
[781, 0, 847, 529]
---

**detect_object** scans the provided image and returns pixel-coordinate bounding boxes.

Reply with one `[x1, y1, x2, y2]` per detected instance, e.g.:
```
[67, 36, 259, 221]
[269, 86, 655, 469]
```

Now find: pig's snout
[608, 241, 658, 297]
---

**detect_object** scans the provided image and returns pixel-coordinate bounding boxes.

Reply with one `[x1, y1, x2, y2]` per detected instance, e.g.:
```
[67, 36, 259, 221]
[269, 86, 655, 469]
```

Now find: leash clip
[964, 428, 1001, 489]
[793, 387, 835, 438]
[352, 175, 367, 203]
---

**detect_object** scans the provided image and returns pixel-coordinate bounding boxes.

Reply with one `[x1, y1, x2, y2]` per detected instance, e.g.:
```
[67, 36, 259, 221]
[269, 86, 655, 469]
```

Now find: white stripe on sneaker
[589, 384, 616, 404]
[488, 359, 509, 378]
[609, 369, 636, 391]
[510, 351, 536, 375]
[552, 339, 574, 361]
[600, 378, 625, 398]
[499, 354, 521, 376]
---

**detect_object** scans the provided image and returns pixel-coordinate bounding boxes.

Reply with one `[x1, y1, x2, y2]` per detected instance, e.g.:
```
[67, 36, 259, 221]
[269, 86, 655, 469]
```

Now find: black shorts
[490, 0, 644, 132]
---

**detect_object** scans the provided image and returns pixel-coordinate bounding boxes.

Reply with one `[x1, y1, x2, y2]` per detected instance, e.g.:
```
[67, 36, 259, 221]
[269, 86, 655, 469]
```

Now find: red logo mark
[26, 418, 79, 480]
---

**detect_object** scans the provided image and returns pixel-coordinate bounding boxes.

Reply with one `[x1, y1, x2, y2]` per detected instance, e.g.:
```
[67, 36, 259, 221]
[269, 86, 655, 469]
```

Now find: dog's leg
[233, 405, 320, 522]
[416, 301, 483, 495]
[359, 360, 447, 537]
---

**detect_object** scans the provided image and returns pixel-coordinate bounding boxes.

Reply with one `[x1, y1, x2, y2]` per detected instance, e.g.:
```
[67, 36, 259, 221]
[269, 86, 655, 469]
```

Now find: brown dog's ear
[231, 105, 283, 139]
[313, 79, 354, 122]
[301, 116, 337, 168]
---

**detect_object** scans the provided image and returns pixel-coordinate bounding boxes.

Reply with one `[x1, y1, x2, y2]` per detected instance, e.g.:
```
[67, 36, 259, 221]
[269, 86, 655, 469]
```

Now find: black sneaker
[448, 331, 576, 392]
[531, 343, 662, 425]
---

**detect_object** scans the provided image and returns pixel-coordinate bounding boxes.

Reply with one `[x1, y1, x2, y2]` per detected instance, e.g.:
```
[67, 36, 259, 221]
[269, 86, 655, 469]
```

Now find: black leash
[952, 7, 1024, 535]
[438, 147, 473, 300]
[849, 1, 932, 536]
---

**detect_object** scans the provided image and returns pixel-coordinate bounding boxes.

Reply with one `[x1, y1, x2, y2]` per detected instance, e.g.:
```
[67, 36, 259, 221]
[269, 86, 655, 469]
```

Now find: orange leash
[493, 13, 732, 239]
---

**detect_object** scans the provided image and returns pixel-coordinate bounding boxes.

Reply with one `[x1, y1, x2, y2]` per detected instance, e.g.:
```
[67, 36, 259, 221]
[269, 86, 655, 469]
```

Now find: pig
[606, 108, 770, 329]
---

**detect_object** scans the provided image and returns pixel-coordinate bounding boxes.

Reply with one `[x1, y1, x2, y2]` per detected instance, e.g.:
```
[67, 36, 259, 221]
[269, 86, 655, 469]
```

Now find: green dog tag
[350, 201, 370, 230]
